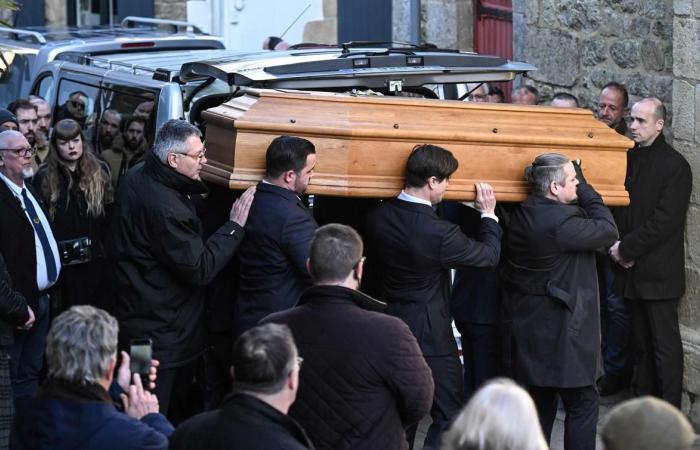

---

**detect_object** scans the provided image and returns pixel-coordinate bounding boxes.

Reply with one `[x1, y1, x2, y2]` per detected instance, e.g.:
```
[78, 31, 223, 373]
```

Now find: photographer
[12, 305, 173, 450]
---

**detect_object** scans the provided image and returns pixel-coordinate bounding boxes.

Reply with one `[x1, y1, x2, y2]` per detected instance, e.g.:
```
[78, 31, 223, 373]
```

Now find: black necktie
[21, 188, 57, 283]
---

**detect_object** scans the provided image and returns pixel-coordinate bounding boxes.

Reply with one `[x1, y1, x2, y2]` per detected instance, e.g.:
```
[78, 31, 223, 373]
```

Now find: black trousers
[455, 321, 499, 400]
[626, 298, 683, 408]
[407, 354, 463, 450]
[154, 356, 205, 425]
[528, 385, 598, 450]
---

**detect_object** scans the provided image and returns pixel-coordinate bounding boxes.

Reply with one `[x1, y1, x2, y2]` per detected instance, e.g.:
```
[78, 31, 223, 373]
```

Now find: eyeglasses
[0, 147, 35, 157]
[174, 148, 207, 161]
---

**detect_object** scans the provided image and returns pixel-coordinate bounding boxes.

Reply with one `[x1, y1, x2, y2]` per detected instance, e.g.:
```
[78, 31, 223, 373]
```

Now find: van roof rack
[120, 16, 203, 34]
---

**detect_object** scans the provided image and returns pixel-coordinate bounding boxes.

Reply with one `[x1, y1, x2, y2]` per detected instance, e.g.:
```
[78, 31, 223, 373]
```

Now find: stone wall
[672, 0, 700, 427]
[513, 0, 674, 111]
[154, 0, 186, 21]
[393, 0, 473, 50]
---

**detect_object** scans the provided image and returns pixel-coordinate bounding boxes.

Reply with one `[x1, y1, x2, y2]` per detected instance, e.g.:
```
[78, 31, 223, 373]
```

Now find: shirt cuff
[480, 213, 499, 223]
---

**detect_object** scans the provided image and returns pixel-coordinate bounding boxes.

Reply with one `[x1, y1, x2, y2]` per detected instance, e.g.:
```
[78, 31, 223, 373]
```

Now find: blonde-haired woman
[33, 118, 114, 313]
[442, 378, 548, 450]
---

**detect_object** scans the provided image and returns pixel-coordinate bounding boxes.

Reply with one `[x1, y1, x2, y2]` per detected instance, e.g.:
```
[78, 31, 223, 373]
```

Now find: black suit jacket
[235, 182, 317, 337]
[0, 180, 50, 310]
[363, 198, 502, 356]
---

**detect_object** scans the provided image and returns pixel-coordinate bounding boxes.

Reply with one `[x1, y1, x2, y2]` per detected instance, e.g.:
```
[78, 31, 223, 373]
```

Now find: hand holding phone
[129, 339, 153, 378]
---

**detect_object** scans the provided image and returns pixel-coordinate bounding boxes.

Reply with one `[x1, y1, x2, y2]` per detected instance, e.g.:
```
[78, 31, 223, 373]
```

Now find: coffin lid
[180, 47, 536, 89]
[201, 89, 633, 205]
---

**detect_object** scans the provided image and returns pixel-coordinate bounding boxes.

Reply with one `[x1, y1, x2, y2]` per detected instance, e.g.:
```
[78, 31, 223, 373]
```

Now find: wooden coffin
[202, 88, 633, 205]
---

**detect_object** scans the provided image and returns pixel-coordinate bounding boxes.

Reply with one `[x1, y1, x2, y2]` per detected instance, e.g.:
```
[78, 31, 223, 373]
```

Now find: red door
[474, 0, 513, 102]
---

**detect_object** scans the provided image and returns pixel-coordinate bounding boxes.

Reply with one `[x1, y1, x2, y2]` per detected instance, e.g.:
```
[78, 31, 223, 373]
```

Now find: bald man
[609, 98, 692, 408]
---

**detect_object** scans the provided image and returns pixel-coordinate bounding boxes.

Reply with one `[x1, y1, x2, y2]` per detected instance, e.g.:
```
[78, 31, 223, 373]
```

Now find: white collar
[397, 190, 432, 207]
[0, 171, 25, 197]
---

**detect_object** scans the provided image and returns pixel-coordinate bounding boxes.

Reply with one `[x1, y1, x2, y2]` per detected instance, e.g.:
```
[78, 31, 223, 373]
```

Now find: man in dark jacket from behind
[12, 305, 173, 450]
[234, 135, 318, 339]
[111, 119, 255, 421]
[169, 323, 313, 450]
[363, 144, 502, 450]
[263, 224, 434, 450]
[502, 153, 618, 450]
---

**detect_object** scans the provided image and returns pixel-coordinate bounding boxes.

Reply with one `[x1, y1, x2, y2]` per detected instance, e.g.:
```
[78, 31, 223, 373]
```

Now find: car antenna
[278, 3, 312, 40]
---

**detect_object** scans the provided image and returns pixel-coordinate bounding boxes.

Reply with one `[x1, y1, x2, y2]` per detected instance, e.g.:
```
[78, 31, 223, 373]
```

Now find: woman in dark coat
[33, 119, 114, 313]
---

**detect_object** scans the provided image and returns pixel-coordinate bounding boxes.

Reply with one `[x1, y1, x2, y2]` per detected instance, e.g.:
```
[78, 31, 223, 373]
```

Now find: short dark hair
[7, 98, 36, 115]
[309, 224, 363, 284]
[231, 323, 297, 395]
[265, 136, 315, 178]
[524, 153, 570, 197]
[517, 85, 539, 98]
[489, 85, 504, 102]
[405, 144, 458, 188]
[552, 92, 579, 107]
[602, 82, 629, 108]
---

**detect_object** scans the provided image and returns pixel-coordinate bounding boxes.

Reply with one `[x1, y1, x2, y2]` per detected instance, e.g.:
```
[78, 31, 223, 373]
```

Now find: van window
[34, 73, 55, 104]
[55, 79, 99, 129]
[99, 84, 158, 146]
[0, 50, 36, 107]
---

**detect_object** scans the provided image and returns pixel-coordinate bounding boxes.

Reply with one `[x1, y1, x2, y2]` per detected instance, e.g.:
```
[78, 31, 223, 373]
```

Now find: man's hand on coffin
[474, 182, 496, 215]
[572, 159, 588, 185]
[230, 185, 257, 227]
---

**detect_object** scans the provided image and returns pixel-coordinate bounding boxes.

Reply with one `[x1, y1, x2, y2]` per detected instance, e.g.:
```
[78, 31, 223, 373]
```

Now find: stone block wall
[673, 0, 700, 427]
[513, 0, 674, 111]
[154, 0, 186, 21]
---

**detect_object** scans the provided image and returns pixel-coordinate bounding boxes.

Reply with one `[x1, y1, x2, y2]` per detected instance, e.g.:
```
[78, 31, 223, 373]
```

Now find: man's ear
[306, 258, 312, 275]
[283, 169, 296, 185]
[288, 365, 299, 392]
[166, 153, 178, 170]
[353, 259, 363, 283]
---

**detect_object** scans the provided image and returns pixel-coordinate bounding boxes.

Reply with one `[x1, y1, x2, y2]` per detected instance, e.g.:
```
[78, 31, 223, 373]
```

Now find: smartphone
[129, 338, 152, 378]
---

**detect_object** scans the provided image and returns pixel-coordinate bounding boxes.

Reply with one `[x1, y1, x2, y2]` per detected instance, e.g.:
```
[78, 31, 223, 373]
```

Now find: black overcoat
[613, 134, 692, 300]
[363, 198, 502, 356]
[111, 152, 244, 368]
[502, 183, 618, 387]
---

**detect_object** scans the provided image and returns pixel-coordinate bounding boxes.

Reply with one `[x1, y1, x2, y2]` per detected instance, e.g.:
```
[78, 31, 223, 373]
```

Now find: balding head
[0, 130, 25, 148]
[629, 97, 666, 147]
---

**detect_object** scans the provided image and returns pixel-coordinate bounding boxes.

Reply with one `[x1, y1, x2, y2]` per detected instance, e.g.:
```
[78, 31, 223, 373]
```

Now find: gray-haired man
[111, 119, 255, 421]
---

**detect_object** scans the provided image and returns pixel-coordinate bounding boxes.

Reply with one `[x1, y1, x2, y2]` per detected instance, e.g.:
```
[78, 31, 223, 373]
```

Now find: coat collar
[222, 393, 314, 449]
[256, 181, 306, 207]
[298, 285, 387, 312]
[633, 133, 666, 153]
[143, 151, 208, 195]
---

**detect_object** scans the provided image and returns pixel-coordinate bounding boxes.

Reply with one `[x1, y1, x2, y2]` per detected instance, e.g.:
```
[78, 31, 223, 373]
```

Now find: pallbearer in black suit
[364, 144, 502, 450]
[235, 136, 318, 338]
[502, 154, 618, 450]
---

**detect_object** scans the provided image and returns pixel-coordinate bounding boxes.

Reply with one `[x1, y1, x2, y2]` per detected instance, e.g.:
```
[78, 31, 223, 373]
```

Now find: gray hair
[441, 378, 549, 450]
[232, 323, 298, 395]
[46, 305, 118, 385]
[0, 130, 25, 148]
[152, 119, 202, 163]
[524, 153, 570, 197]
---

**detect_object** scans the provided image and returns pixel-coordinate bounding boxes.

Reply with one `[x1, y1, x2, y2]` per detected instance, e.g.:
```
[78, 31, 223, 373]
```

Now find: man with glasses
[262, 224, 433, 450]
[112, 119, 255, 423]
[170, 323, 313, 450]
[57, 91, 89, 128]
[0, 130, 60, 398]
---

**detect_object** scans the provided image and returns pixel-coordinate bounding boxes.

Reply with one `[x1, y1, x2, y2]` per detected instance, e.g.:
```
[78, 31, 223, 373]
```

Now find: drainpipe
[410, 0, 421, 45]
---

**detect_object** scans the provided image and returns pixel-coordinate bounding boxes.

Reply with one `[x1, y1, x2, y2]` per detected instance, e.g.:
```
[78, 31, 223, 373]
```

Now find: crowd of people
[0, 77, 695, 450]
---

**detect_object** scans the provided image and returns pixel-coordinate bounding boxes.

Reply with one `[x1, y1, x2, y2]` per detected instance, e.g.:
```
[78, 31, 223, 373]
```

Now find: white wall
[186, 0, 324, 51]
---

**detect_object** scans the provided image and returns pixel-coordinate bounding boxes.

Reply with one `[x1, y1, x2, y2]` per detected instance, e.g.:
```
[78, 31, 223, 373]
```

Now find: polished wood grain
[202, 89, 633, 205]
